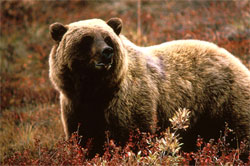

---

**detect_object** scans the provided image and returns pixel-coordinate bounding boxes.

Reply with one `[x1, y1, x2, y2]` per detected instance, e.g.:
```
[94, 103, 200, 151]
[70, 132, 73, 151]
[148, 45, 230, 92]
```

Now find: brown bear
[49, 18, 250, 157]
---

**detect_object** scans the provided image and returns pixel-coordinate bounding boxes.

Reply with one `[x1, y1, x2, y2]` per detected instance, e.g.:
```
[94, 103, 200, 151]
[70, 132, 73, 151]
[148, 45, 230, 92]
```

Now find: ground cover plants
[1, 0, 249, 165]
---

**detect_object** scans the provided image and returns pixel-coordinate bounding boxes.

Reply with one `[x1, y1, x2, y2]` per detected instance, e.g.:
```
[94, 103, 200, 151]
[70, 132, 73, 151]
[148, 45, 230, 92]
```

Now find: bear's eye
[77, 35, 94, 52]
[104, 36, 114, 48]
[81, 35, 94, 45]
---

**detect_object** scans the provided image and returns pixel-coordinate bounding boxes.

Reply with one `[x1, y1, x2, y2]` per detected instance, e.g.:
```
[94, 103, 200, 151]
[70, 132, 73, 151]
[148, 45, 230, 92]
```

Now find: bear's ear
[107, 18, 122, 36]
[49, 22, 68, 42]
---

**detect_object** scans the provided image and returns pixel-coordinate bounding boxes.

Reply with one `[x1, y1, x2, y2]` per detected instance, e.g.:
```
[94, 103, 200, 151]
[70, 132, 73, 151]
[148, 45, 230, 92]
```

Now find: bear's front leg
[60, 94, 79, 140]
[60, 94, 106, 157]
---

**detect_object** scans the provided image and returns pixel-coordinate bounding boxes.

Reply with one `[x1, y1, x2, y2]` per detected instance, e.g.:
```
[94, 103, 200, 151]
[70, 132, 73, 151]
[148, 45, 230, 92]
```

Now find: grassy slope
[0, 0, 249, 164]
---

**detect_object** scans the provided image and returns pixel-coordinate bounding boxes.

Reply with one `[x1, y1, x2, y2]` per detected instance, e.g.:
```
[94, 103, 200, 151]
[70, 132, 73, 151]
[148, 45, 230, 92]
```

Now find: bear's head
[49, 18, 128, 95]
[49, 18, 126, 81]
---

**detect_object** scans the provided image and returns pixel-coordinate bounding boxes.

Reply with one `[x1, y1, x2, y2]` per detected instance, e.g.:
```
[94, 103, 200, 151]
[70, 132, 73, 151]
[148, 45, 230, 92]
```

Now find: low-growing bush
[4, 108, 249, 165]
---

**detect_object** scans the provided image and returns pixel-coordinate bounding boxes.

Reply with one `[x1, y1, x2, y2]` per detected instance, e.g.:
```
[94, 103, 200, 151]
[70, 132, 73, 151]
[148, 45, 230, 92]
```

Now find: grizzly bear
[49, 18, 250, 157]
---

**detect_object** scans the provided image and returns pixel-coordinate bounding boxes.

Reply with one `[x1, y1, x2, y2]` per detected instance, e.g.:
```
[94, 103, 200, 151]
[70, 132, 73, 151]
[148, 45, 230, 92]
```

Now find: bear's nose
[101, 47, 114, 62]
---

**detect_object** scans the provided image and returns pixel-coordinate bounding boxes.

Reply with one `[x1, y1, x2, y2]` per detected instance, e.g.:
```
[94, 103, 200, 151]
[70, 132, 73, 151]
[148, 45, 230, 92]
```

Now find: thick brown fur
[49, 18, 250, 157]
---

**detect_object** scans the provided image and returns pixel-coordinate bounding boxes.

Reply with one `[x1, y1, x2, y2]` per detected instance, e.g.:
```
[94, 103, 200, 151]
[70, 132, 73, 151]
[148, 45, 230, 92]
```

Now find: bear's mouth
[95, 59, 113, 70]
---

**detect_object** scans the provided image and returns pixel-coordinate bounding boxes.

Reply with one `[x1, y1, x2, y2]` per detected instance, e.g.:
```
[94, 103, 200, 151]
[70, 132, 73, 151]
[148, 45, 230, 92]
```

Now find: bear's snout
[95, 46, 114, 70]
[101, 47, 113, 63]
